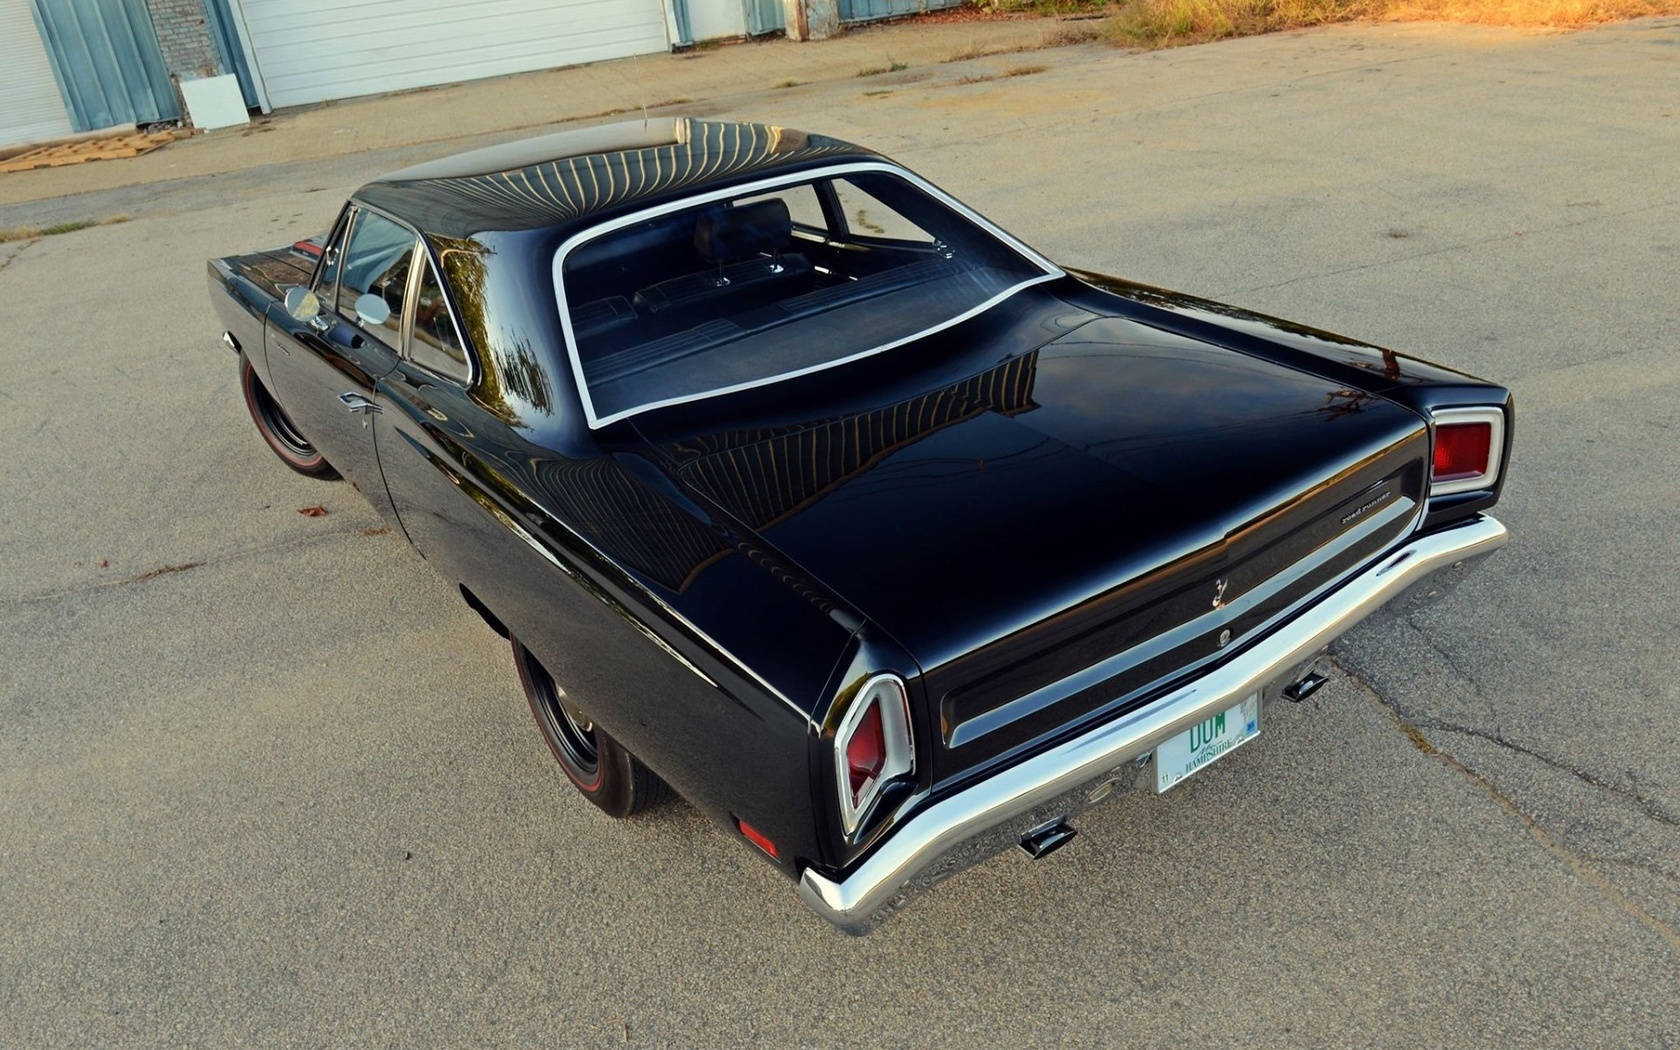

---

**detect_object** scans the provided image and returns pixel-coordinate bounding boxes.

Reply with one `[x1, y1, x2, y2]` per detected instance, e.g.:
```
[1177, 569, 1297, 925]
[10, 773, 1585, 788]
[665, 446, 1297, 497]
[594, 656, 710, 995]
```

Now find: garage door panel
[243, 1, 662, 44]
[242, 0, 668, 109]
[0, 0, 74, 146]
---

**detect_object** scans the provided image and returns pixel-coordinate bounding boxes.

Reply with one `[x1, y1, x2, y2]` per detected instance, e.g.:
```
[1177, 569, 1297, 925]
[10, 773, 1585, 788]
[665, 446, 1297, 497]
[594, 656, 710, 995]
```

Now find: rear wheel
[240, 357, 338, 479]
[511, 634, 668, 818]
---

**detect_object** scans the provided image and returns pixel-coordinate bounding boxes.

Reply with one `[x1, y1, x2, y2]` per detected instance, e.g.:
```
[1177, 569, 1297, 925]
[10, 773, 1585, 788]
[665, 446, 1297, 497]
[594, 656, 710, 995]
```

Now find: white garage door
[239, 0, 670, 110]
[0, 0, 73, 148]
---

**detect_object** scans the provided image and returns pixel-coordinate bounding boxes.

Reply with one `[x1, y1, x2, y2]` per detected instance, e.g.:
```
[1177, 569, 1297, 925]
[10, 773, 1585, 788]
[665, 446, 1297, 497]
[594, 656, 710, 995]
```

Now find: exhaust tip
[1019, 817, 1077, 860]
[1284, 665, 1330, 703]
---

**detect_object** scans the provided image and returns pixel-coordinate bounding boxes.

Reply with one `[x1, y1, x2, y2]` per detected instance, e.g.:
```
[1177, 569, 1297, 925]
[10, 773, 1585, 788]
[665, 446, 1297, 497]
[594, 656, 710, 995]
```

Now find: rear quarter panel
[371, 362, 858, 875]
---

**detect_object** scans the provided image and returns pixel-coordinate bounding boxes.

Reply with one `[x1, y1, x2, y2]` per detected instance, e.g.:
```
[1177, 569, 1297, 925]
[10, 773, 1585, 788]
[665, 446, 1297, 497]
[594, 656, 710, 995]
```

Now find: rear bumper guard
[798, 514, 1509, 934]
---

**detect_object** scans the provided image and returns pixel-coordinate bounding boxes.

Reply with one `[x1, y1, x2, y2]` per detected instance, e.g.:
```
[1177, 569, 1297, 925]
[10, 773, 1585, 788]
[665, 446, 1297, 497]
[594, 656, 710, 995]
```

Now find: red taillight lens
[846, 702, 885, 804]
[1433, 421, 1492, 481]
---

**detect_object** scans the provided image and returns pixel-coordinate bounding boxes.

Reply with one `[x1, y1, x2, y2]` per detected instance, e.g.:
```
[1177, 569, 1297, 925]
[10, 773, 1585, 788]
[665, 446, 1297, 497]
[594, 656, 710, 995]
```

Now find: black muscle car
[208, 119, 1512, 933]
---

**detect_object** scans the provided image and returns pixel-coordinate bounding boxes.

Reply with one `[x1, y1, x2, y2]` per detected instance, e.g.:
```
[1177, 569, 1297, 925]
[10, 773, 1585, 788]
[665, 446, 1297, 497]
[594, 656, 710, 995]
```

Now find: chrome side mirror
[283, 286, 321, 322]
[353, 293, 391, 328]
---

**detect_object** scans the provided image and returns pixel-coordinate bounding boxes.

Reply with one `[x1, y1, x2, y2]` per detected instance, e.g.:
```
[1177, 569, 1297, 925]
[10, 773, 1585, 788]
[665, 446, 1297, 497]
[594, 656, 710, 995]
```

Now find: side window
[832, 177, 932, 244]
[410, 252, 470, 382]
[335, 209, 415, 347]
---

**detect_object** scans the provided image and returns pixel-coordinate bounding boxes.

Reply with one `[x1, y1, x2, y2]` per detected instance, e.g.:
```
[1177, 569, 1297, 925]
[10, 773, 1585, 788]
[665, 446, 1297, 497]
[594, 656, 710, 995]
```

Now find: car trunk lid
[656, 314, 1428, 784]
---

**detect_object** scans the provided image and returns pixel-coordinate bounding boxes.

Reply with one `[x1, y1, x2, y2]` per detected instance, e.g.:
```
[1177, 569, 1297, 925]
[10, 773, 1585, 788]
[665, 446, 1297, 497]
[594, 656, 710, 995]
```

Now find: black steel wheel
[511, 634, 668, 818]
[240, 357, 338, 479]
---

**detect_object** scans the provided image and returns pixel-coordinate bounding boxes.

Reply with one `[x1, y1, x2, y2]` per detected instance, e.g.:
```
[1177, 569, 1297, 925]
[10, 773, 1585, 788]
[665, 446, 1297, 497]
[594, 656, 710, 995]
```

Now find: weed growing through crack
[0, 215, 130, 242]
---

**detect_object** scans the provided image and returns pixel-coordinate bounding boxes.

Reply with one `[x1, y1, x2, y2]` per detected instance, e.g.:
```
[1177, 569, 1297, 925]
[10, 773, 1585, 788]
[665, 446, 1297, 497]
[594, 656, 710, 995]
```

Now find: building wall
[146, 0, 219, 79]
[236, 0, 671, 110]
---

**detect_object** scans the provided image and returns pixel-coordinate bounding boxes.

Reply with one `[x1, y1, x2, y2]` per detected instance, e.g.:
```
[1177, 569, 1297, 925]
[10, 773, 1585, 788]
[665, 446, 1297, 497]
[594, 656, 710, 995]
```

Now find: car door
[366, 236, 499, 569]
[267, 205, 408, 522]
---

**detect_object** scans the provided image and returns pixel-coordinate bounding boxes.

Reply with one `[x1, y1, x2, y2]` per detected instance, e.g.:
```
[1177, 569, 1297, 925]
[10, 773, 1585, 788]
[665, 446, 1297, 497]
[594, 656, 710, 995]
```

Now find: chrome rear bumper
[798, 514, 1508, 934]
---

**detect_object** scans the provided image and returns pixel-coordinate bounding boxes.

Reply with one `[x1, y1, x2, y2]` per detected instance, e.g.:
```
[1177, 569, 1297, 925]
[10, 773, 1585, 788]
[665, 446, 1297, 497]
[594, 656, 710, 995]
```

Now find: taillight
[834, 674, 914, 836]
[1429, 407, 1505, 497]
[1434, 422, 1491, 480]
[846, 703, 885, 806]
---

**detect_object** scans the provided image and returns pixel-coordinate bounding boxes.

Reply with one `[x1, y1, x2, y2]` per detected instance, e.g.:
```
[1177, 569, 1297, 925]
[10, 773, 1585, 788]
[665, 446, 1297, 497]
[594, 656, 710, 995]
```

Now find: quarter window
[410, 253, 470, 381]
[832, 177, 932, 244]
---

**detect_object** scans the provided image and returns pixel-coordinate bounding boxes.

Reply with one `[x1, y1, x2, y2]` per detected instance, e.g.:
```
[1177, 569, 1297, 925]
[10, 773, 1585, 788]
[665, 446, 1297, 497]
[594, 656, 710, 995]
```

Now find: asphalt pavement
[2, 18, 1677, 1049]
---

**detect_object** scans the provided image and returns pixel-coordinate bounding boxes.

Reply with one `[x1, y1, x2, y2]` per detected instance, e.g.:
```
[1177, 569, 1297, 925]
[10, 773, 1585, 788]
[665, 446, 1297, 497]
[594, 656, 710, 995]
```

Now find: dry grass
[972, 0, 1678, 49]
[857, 58, 913, 76]
[0, 215, 130, 243]
[946, 39, 1018, 60]
[1376, 0, 1675, 26]
[954, 62, 1051, 83]
[946, 13, 1105, 60]
[1037, 16, 1112, 43]
[1106, 0, 1366, 45]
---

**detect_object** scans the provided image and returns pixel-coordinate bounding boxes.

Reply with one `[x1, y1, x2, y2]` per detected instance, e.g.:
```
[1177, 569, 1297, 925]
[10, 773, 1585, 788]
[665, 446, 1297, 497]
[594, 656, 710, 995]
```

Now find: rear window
[558, 166, 1056, 426]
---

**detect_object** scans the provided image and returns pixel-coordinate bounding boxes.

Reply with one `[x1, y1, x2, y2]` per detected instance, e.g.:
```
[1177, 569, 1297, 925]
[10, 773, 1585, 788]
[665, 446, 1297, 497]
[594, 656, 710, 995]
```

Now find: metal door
[202, 0, 261, 110]
[743, 0, 784, 34]
[28, 0, 179, 131]
[837, 0, 962, 23]
[1, 0, 74, 146]
[266, 207, 403, 525]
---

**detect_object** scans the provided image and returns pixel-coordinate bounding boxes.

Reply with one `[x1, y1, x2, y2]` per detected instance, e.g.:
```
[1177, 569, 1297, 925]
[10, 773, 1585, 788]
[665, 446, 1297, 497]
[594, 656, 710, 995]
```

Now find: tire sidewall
[240, 357, 331, 475]
[512, 636, 641, 816]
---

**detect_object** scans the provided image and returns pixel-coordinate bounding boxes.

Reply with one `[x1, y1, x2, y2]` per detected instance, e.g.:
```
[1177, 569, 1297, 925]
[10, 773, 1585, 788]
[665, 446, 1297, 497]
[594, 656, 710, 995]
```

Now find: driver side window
[334, 209, 415, 348]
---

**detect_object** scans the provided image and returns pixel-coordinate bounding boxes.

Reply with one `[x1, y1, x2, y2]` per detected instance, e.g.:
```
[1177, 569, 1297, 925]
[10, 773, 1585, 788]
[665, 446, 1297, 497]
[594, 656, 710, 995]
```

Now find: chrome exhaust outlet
[1019, 817, 1076, 860]
[1283, 661, 1331, 703]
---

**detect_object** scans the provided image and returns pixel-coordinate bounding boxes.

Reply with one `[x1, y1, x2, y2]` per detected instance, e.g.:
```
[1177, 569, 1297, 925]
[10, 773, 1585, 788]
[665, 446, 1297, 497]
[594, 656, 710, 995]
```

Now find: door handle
[338, 392, 381, 415]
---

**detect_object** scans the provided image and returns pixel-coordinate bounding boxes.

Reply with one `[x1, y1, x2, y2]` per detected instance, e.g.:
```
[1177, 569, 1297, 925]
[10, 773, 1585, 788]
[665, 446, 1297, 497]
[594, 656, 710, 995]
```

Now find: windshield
[557, 165, 1057, 426]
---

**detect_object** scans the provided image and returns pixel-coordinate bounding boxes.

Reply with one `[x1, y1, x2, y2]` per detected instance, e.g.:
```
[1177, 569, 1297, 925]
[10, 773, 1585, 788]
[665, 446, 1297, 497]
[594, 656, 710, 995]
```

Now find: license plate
[1155, 693, 1261, 793]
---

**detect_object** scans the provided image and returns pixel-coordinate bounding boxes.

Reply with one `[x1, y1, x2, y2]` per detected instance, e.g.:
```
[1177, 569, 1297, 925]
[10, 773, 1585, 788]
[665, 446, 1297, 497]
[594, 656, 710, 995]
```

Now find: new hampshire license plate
[1155, 693, 1261, 793]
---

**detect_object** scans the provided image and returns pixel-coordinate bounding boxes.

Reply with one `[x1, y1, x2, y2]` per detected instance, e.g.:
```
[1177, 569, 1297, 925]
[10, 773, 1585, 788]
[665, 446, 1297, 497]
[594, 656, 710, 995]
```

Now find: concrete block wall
[146, 0, 221, 80]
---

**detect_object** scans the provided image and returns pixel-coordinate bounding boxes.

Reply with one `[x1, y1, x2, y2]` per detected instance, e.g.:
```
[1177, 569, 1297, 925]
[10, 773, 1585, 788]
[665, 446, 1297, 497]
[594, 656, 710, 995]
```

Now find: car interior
[562, 171, 1046, 422]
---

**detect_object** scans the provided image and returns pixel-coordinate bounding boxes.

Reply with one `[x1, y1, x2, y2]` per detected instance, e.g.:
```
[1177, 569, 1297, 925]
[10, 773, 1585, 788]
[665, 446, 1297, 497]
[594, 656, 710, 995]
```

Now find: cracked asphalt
[3, 18, 1678, 1048]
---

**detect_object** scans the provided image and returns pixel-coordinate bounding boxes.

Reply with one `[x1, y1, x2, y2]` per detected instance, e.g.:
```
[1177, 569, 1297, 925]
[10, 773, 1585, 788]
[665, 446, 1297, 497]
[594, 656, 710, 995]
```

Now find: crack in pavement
[1349, 621, 1680, 832]
[1338, 660, 1680, 957]
[0, 238, 38, 276]
[1415, 717, 1680, 832]
[6, 526, 394, 607]
[1591, 853, 1680, 886]
[1398, 614, 1489, 696]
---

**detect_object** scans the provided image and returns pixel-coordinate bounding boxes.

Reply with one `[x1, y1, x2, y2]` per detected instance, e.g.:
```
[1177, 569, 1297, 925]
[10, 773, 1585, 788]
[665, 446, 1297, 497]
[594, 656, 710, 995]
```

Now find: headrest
[694, 199, 793, 264]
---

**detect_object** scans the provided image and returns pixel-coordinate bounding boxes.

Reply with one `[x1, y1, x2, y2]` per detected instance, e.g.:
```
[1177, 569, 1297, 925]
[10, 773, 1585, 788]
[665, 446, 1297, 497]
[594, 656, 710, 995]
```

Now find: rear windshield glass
[559, 167, 1053, 426]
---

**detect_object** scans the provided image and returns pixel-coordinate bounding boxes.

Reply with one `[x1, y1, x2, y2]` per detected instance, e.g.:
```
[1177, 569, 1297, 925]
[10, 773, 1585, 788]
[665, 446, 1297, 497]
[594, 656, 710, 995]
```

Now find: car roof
[353, 118, 878, 240]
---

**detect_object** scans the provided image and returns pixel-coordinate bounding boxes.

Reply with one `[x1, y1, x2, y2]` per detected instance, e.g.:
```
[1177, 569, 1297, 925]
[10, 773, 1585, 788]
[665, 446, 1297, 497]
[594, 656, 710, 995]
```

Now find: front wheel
[511, 635, 668, 818]
[240, 357, 338, 479]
